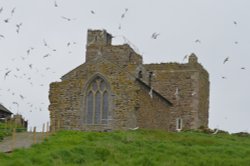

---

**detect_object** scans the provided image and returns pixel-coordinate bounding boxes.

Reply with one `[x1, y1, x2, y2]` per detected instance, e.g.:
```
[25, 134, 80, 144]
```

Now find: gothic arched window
[86, 76, 109, 125]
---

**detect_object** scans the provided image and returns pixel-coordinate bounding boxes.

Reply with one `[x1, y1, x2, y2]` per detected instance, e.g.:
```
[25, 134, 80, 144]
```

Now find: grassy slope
[0, 122, 11, 141]
[0, 129, 250, 166]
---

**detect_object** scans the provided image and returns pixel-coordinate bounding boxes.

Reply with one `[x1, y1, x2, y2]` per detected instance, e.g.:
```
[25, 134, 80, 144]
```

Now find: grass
[0, 129, 250, 165]
[0, 122, 12, 141]
[0, 122, 26, 141]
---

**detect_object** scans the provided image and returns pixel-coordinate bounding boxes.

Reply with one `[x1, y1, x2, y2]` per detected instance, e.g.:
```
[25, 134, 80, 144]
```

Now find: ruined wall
[143, 55, 209, 130]
[135, 81, 172, 131]
[49, 29, 210, 132]
[87, 29, 112, 46]
[49, 58, 140, 131]
[197, 68, 209, 128]
[86, 44, 142, 69]
[85, 29, 142, 67]
[49, 79, 83, 131]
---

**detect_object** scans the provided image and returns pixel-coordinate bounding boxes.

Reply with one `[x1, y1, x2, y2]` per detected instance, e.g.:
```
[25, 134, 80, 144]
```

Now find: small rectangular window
[176, 118, 182, 131]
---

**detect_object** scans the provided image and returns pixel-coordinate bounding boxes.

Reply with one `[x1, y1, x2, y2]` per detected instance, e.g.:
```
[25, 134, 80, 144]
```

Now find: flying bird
[20, 56, 26, 60]
[223, 57, 229, 64]
[43, 39, 48, 47]
[11, 7, 16, 16]
[12, 102, 19, 106]
[183, 54, 189, 61]
[0, 34, 4, 39]
[4, 70, 11, 79]
[195, 39, 201, 43]
[61, 16, 76, 21]
[16, 23, 22, 33]
[241, 67, 246, 70]
[90, 10, 95, 14]
[121, 13, 125, 19]
[43, 53, 51, 58]
[4, 18, 10, 23]
[151, 32, 160, 39]
[54, 1, 58, 7]
[221, 76, 226, 79]
[233, 21, 237, 25]
[0, 7, 3, 14]
[27, 49, 31, 55]
[234, 41, 238, 44]
[118, 24, 121, 30]
[20, 95, 24, 99]
[121, 8, 128, 19]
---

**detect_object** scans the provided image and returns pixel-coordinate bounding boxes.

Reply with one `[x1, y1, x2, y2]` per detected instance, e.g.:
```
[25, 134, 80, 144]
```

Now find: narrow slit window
[176, 118, 182, 131]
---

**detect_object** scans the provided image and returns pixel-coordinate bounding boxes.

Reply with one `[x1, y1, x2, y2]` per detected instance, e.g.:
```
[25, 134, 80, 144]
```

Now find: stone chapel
[49, 29, 209, 131]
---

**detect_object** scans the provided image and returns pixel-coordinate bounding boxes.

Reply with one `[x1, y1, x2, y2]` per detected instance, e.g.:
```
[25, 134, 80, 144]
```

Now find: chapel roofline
[135, 78, 173, 106]
[0, 103, 12, 114]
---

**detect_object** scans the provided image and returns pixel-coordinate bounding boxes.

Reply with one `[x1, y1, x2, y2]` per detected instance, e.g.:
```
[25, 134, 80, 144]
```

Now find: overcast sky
[0, 0, 249, 133]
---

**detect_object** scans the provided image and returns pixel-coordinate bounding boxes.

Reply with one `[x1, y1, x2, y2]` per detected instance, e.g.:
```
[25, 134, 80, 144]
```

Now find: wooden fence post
[46, 122, 49, 139]
[42, 123, 45, 140]
[33, 127, 36, 144]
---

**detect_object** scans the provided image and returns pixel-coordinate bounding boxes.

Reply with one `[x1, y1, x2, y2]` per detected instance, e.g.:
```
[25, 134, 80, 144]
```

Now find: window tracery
[86, 76, 109, 124]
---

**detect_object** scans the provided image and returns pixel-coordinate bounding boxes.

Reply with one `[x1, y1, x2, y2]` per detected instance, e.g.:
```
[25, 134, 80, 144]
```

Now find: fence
[0, 122, 51, 153]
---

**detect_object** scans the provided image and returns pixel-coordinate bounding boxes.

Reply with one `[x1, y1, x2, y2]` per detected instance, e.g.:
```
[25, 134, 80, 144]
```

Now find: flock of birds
[0, 3, 137, 119]
[0, 2, 248, 131]
[181, 20, 246, 80]
[219, 21, 246, 79]
[220, 21, 246, 79]
[0, 4, 73, 114]
[0, 7, 21, 36]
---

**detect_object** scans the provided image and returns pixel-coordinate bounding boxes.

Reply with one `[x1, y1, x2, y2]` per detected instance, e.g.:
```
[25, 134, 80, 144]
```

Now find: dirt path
[0, 132, 45, 153]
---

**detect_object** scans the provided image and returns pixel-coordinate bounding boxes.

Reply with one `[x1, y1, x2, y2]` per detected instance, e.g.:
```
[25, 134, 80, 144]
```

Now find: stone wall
[197, 69, 209, 127]
[87, 29, 112, 46]
[85, 44, 142, 69]
[49, 57, 141, 131]
[143, 55, 209, 130]
[135, 80, 172, 130]
[49, 29, 209, 132]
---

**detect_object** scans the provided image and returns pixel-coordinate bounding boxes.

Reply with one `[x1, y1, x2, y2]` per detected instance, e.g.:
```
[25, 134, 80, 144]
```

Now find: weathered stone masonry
[49, 29, 209, 131]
